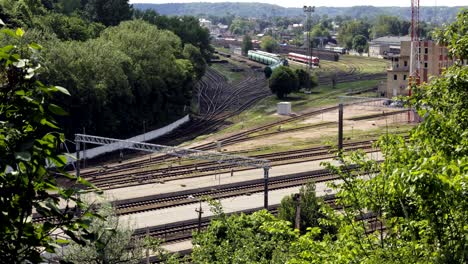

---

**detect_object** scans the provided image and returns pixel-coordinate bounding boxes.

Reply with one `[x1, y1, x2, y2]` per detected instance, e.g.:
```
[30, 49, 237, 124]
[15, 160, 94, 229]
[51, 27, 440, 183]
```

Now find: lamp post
[303, 5, 315, 92]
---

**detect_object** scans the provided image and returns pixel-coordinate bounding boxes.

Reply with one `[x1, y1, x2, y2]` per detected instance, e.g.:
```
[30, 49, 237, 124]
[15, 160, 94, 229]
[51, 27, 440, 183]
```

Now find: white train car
[288, 52, 320, 66]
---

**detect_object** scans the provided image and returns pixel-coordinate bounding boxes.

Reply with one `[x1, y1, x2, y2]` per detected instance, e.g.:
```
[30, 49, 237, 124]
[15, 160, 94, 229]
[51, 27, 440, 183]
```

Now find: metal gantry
[74, 134, 272, 208]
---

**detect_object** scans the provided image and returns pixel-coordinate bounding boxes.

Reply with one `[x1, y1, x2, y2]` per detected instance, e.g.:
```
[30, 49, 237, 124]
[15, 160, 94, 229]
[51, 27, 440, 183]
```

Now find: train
[287, 52, 320, 66]
[321, 46, 347, 54]
[247, 50, 288, 77]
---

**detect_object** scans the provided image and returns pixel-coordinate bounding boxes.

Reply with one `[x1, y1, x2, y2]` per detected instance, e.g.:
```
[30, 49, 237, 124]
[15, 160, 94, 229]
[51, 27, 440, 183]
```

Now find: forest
[0, 0, 211, 139]
[136, 2, 464, 23]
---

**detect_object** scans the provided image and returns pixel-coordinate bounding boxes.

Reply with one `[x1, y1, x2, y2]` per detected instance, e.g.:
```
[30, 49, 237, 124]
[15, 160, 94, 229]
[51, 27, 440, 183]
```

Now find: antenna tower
[410, 0, 421, 90]
[408, 0, 420, 122]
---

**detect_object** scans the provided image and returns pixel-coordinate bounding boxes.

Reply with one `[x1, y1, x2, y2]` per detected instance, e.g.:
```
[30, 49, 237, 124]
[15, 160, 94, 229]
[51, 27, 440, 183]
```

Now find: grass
[207, 79, 382, 138]
[210, 63, 244, 83]
[289, 55, 388, 77]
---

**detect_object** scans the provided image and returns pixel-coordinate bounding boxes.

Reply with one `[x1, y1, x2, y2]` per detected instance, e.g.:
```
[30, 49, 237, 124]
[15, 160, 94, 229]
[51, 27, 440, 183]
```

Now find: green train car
[247, 50, 288, 77]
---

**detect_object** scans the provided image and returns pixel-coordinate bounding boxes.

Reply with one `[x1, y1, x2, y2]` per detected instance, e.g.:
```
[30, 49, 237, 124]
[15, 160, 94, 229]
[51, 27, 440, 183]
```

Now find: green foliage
[310, 11, 468, 263]
[260, 35, 278, 53]
[33, 13, 104, 41]
[134, 3, 463, 24]
[433, 8, 467, 62]
[371, 15, 410, 39]
[84, 0, 133, 26]
[63, 203, 165, 263]
[241, 34, 252, 56]
[269, 66, 299, 99]
[39, 20, 195, 138]
[192, 210, 298, 263]
[0, 28, 98, 263]
[183, 43, 206, 80]
[352, 34, 368, 53]
[309, 24, 330, 48]
[229, 18, 254, 35]
[0, 0, 46, 27]
[295, 68, 318, 89]
[134, 11, 213, 63]
[337, 20, 370, 49]
[278, 183, 337, 236]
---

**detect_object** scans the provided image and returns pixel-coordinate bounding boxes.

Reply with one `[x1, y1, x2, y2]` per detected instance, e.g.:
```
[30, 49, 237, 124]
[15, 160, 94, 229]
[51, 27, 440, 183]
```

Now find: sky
[129, 0, 467, 8]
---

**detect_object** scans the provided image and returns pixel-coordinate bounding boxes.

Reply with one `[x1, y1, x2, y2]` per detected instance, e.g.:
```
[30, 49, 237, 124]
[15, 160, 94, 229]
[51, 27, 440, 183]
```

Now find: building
[385, 40, 454, 97]
[199, 18, 212, 29]
[369, 36, 411, 58]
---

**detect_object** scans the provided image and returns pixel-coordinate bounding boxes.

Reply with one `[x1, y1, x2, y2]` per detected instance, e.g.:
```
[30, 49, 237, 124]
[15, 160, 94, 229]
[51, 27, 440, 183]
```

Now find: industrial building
[368, 36, 411, 58]
[384, 40, 454, 97]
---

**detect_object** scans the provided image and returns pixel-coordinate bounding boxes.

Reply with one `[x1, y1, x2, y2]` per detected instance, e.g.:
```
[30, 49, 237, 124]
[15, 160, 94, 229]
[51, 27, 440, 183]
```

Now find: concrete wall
[67, 115, 190, 163]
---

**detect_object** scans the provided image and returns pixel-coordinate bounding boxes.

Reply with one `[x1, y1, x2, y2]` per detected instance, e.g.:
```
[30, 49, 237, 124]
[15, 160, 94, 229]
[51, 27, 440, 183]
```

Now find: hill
[134, 2, 465, 23]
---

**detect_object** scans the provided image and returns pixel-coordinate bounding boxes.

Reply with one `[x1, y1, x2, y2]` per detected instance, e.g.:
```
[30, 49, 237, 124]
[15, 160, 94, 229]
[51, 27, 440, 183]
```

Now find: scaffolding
[74, 134, 272, 208]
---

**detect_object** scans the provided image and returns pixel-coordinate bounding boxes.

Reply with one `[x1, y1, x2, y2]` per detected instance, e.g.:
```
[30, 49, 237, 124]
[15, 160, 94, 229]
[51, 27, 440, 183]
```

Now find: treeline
[135, 2, 465, 23]
[0, 0, 211, 139]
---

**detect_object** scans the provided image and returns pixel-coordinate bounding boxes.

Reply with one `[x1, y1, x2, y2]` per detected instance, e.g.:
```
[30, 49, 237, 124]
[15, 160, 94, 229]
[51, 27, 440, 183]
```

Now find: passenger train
[287, 52, 320, 66]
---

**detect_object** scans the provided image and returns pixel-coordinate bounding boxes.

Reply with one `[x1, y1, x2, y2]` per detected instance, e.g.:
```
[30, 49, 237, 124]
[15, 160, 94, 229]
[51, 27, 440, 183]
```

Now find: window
[394, 74, 397, 80]
[403, 75, 407, 80]
[404, 61, 408, 67]
[425, 47, 428, 54]
[424, 62, 428, 68]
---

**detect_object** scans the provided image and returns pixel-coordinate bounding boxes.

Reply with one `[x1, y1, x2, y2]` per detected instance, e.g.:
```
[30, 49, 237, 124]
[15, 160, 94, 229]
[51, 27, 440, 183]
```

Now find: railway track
[81, 105, 405, 183]
[155, 66, 269, 146]
[85, 140, 379, 189]
[113, 166, 362, 216]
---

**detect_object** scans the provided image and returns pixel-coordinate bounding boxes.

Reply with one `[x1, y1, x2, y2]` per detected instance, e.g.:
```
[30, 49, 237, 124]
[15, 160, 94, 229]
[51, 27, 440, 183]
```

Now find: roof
[370, 36, 411, 45]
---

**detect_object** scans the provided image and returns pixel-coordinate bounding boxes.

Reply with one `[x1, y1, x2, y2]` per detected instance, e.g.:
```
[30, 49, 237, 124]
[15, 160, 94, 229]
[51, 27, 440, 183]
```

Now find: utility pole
[338, 103, 344, 151]
[143, 120, 146, 142]
[195, 200, 203, 233]
[146, 227, 150, 264]
[264, 167, 269, 209]
[293, 193, 301, 230]
[303, 5, 315, 92]
[75, 141, 80, 178]
[82, 127, 86, 169]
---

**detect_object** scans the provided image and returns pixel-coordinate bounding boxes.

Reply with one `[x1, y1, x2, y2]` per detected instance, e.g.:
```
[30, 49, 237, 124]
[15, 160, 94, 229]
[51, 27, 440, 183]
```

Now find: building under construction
[384, 40, 455, 97]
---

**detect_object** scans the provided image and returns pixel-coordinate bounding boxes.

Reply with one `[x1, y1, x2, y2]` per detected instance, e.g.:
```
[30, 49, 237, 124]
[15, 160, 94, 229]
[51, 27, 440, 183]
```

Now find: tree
[36, 20, 196, 139]
[260, 35, 278, 53]
[33, 13, 105, 41]
[183, 43, 206, 80]
[352, 34, 367, 53]
[136, 13, 213, 63]
[62, 203, 166, 263]
[269, 66, 299, 99]
[295, 68, 318, 89]
[337, 20, 370, 49]
[84, 0, 132, 26]
[371, 15, 409, 39]
[241, 34, 252, 56]
[278, 183, 336, 236]
[0, 28, 97, 263]
[309, 24, 330, 48]
[229, 18, 254, 35]
[192, 209, 297, 263]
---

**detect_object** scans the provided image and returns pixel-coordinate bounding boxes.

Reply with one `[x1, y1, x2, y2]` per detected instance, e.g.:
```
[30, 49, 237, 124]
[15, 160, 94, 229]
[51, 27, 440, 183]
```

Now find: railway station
[11, 1, 465, 262]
